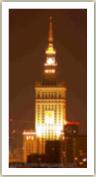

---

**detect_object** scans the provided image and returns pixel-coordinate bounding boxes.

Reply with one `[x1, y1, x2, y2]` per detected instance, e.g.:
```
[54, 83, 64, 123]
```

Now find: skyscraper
[35, 17, 67, 140]
[23, 17, 67, 162]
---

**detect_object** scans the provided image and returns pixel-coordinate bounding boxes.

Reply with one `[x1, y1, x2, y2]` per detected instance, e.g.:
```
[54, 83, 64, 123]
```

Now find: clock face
[47, 57, 55, 65]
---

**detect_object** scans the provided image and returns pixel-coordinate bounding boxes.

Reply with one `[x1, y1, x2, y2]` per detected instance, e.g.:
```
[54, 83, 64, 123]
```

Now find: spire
[45, 16, 56, 55]
[48, 16, 53, 43]
[44, 16, 57, 72]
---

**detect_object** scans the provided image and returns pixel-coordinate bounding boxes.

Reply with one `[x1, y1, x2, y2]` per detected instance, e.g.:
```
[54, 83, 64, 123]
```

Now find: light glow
[55, 125, 62, 136]
[45, 44, 56, 55]
[36, 126, 43, 137]
[22, 131, 36, 135]
[36, 124, 62, 138]
[26, 136, 34, 140]
[45, 111, 54, 124]
[46, 57, 55, 65]
[44, 69, 55, 73]
[83, 158, 87, 162]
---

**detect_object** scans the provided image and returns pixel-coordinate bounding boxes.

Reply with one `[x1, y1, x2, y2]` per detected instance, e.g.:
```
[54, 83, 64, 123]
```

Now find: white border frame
[2, 2, 94, 176]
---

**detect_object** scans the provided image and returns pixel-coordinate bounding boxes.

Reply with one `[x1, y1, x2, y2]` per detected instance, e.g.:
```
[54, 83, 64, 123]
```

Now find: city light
[45, 44, 56, 55]
[44, 69, 55, 73]
[26, 136, 34, 140]
[46, 57, 55, 65]
[36, 126, 43, 137]
[45, 111, 54, 124]
[23, 131, 36, 135]
[9, 14, 86, 168]
[36, 124, 62, 139]
[83, 158, 87, 162]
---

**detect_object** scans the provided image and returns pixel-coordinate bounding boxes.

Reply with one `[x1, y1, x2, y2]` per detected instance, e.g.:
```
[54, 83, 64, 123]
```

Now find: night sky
[9, 9, 87, 145]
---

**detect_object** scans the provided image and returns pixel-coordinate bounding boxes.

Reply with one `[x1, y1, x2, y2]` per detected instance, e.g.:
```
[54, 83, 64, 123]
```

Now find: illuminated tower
[35, 17, 67, 140]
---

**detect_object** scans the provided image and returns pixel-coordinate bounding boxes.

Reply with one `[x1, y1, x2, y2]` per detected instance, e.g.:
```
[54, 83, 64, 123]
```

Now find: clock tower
[35, 17, 67, 141]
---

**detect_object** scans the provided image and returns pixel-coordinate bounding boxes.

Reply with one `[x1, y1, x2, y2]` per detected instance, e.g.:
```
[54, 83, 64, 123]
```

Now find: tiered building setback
[23, 17, 67, 162]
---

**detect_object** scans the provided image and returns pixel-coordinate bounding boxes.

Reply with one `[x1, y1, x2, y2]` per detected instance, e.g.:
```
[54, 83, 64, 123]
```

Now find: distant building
[63, 121, 79, 166]
[76, 135, 87, 167]
[27, 154, 46, 167]
[61, 122, 87, 167]
[22, 131, 37, 162]
[45, 140, 61, 165]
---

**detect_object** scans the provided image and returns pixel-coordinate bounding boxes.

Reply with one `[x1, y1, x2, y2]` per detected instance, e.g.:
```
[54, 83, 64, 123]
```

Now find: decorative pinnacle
[45, 16, 56, 55]
[48, 16, 53, 43]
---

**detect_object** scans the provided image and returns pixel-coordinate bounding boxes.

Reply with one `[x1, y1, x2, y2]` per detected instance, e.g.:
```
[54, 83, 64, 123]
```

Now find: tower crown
[44, 16, 57, 75]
